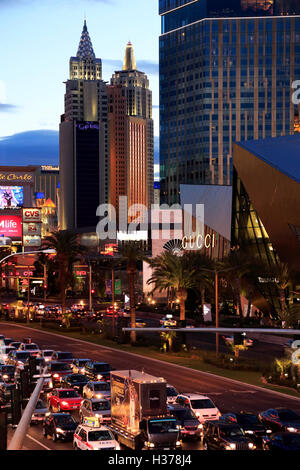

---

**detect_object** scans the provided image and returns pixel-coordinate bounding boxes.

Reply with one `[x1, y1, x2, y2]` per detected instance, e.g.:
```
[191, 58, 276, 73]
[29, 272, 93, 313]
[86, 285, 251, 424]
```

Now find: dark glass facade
[159, 1, 300, 204]
[76, 122, 100, 229]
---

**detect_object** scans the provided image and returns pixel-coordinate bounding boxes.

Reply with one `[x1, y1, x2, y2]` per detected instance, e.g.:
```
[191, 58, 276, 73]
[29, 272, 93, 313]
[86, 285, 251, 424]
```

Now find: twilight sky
[0, 0, 160, 139]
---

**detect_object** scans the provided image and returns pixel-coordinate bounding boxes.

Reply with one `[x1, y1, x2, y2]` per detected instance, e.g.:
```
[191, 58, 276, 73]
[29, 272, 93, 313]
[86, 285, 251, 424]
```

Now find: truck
[108, 370, 181, 451]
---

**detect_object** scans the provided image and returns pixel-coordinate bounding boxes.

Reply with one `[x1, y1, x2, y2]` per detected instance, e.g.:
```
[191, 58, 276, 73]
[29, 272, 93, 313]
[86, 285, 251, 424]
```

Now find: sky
[0, 0, 160, 139]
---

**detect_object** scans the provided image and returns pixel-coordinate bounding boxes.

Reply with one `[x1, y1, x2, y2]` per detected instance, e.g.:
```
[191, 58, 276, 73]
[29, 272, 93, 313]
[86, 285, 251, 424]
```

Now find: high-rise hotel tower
[159, 0, 300, 204]
[59, 21, 109, 231]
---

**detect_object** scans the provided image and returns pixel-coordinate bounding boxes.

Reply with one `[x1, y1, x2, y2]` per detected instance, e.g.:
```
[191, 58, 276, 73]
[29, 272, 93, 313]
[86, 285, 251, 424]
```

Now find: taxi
[73, 417, 120, 451]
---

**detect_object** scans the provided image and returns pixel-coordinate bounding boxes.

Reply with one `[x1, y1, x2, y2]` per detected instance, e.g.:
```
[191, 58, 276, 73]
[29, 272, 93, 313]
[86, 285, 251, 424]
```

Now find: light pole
[0, 249, 56, 323]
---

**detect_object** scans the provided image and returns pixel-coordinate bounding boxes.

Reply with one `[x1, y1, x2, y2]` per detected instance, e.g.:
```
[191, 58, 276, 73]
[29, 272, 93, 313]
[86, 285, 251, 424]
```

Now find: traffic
[1, 332, 300, 451]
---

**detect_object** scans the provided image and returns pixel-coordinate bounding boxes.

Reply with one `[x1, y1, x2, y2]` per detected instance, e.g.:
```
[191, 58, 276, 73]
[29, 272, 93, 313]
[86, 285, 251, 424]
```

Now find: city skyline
[0, 0, 160, 139]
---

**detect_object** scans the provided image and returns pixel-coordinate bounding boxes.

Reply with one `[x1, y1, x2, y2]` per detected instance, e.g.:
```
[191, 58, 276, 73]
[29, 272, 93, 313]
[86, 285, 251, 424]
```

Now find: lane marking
[26, 434, 51, 450]
[2, 322, 300, 403]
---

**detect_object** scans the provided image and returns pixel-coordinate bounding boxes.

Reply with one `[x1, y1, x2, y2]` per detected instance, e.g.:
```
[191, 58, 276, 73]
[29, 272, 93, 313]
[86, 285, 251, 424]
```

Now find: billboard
[0, 216, 22, 238]
[22, 208, 42, 223]
[22, 222, 42, 236]
[0, 186, 23, 209]
[22, 235, 41, 247]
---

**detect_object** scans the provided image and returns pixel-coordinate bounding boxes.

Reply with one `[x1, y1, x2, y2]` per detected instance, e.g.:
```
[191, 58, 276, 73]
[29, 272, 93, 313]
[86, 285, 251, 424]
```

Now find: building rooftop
[236, 135, 300, 184]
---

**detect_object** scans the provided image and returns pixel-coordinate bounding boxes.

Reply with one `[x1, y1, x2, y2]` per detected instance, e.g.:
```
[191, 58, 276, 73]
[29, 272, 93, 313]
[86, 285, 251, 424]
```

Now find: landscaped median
[2, 319, 300, 399]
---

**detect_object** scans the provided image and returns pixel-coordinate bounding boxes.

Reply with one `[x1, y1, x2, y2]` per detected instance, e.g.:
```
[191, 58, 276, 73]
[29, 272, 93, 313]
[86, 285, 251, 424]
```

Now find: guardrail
[123, 327, 300, 335]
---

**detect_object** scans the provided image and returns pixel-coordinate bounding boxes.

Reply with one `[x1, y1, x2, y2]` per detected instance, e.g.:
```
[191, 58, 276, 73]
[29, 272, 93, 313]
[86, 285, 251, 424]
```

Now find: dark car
[222, 412, 272, 446]
[0, 382, 15, 401]
[43, 413, 78, 442]
[47, 361, 72, 386]
[0, 365, 16, 383]
[259, 408, 300, 433]
[71, 359, 91, 375]
[263, 432, 300, 451]
[203, 420, 256, 450]
[61, 374, 89, 394]
[2, 338, 14, 346]
[10, 342, 22, 350]
[50, 352, 75, 365]
[168, 404, 202, 440]
[84, 362, 112, 382]
[6, 350, 31, 370]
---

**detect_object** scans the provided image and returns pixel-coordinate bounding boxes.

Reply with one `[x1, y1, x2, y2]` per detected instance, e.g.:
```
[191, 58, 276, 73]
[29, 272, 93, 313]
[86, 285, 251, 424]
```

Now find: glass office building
[159, 0, 300, 204]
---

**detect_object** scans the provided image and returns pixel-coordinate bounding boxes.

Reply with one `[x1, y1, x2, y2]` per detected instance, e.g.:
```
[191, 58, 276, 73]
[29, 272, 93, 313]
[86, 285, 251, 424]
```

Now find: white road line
[2, 322, 300, 403]
[25, 434, 51, 451]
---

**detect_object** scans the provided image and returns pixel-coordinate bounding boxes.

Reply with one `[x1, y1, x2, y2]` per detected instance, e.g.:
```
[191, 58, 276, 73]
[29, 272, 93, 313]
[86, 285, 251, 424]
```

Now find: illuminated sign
[182, 234, 216, 251]
[100, 244, 118, 257]
[0, 173, 33, 182]
[22, 235, 41, 247]
[0, 216, 22, 238]
[0, 186, 23, 209]
[117, 231, 148, 242]
[76, 122, 99, 131]
[23, 222, 42, 236]
[22, 208, 42, 223]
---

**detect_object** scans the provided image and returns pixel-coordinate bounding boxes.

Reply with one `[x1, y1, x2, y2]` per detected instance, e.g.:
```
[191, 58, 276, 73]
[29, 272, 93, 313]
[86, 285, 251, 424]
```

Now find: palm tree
[147, 252, 196, 322]
[119, 241, 145, 344]
[42, 230, 85, 327]
[186, 252, 214, 313]
[273, 262, 290, 327]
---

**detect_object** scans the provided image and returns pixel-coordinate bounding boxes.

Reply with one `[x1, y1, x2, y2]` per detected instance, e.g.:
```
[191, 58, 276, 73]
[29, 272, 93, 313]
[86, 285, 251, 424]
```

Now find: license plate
[163, 448, 170, 450]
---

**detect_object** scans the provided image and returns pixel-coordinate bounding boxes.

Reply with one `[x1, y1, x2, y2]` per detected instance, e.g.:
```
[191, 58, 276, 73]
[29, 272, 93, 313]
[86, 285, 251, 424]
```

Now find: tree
[119, 241, 145, 344]
[42, 230, 85, 327]
[147, 252, 196, 322]
[186, 252, 214, 313]
[273, 262, 291, 327]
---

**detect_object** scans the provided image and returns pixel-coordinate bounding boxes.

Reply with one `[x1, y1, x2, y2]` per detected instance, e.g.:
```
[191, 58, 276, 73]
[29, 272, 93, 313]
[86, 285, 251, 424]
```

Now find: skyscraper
[159, 0, 300, 204]
[111, 42, 154, 208]
[59, 21, 109, 231]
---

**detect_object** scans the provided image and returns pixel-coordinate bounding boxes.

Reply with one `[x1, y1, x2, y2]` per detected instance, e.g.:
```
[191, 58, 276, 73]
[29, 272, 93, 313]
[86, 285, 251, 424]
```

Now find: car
[71, 358, 91, 375]
[2, 338, 15, 346]
[222, 412, 272, 446]
[259, 408, 300, 433]
[160, 315, 177, 328]
[0, 365, 16, 383]
[203, 420, 256, 450]
[9, 342, 22, 350]
[6, 350, 31, 371]
[73, 420, 120, 450]
[18, 343, 41, 357]
[61, 374, 90, 394]
[38, 350, 54, 363]
[262, 432, 300, 451]
[0, 346, 16, 362]
[24, 356, 46, 372]
[166, 384, 179, 404]
[79, 398, 111, 424]
[43, 413, 78, 442]
[82, 381, 111, 400]
[84, 362, 112, 382]
[47, 389, 82, 412]
[223, 334, 254, 347]
[47, 362, 73, 386]
[50, 351, 75, 365]
[168, 404, 202, 440]
[135, 319, 146, 328]
[0, 335, 5, 341]
[0, 382, 15, 401]
[175, 394, 221, 423]
[29, 399, 48, 424]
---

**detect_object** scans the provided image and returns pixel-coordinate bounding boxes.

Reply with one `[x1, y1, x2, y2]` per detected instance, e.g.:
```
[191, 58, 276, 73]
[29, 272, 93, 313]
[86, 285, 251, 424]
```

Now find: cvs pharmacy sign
[22, 208, 42, 223]
[0, 216, 22, 237]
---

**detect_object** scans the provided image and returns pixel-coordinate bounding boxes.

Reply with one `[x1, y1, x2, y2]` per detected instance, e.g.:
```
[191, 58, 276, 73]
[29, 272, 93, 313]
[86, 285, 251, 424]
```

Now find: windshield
[54, 415, 76, 425]
[16, 352, 30, 360]
[70, 375, 88, 383]
[25, 344, 38, 350]
[58, 353, 74, 360]
[278, 410, 300, 421]
[78, 360, 89, 366]
[220, 426, 244, 437]
[50, 364, 71, 372]
[167, 387, 178, 397]
[237, 415, 261, 426]
[36, 400, 46, 409]
[93, 383, 110, 392]
[172, 409, 197, 421]
[88, 431, 113, 442]
[0, 366, 15, 373]
[191, 399, 215, 409]
[43, 351, 53, 357]
[94, 364, 110, 373]
[92, 401, 110, 411]
[283, 434, 300, 446]
[148, 419, 178, 434]
[58, 391, 80, 399]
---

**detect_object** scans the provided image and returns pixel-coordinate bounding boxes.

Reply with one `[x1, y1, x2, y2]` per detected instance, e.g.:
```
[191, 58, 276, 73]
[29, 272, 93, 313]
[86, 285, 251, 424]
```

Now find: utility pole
[112, 268, 115, 338]
[43, 264, 47, 302]
[27, 278, 30, 324]
[215, 271, 219, 357]
[89, 263, 92, 312]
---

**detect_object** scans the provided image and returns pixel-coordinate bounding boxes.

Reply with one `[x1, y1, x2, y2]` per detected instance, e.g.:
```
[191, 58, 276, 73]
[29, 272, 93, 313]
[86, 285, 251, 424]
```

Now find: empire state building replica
[59, 20, 109, 231]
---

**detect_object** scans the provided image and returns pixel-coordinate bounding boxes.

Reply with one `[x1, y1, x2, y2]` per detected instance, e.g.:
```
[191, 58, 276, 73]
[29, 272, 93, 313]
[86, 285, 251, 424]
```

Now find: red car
[47, 389, 82, 412]
[48, 362, 73, 386]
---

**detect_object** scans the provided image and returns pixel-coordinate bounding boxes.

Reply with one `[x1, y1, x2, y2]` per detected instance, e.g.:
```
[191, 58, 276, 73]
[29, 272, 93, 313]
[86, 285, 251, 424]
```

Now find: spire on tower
[77, 20, 95, 60]
[123, 41, 137, 71]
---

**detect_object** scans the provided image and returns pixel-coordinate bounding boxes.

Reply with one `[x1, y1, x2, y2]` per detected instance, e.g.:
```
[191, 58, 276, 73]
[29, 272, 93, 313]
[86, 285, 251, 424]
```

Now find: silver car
[79, 398, 111, 424]
[82, 381, 111, 400]
[30, 399, 49, 424]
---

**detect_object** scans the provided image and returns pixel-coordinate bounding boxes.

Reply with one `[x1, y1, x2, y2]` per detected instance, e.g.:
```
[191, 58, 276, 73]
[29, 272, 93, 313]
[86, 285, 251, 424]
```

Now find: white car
[83, 381, 111, 400]
[0, 346, 16, 363]
[19, 343, 41, 357]
[38, 350, 54, 363]
[166, 384, 178, 404]
[176, 393, 221, 423]
[73, 420, 120, 451]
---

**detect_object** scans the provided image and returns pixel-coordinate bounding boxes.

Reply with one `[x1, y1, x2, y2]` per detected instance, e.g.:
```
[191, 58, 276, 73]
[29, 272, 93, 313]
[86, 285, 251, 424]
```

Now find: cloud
[0, 103, 17, 112]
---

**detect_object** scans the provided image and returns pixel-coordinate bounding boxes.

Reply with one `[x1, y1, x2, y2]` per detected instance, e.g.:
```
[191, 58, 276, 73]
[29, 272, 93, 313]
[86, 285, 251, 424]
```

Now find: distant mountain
[0, 130, 59, 166]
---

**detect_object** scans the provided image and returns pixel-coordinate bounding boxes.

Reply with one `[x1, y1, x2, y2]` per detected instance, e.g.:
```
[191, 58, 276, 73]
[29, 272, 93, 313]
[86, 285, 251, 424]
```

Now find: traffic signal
[0, 410, 7, 450]
[234, 333, 244, 346]
[91, 289, 95, 295]
[10, 387, 21, 426]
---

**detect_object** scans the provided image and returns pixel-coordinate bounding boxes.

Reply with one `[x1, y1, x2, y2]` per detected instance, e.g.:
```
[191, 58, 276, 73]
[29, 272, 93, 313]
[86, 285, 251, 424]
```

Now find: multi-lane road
[2, 322, 300, 451]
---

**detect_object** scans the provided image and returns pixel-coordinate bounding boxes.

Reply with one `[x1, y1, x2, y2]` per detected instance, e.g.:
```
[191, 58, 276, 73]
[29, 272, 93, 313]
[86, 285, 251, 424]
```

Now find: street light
[0, 249, 56, 323]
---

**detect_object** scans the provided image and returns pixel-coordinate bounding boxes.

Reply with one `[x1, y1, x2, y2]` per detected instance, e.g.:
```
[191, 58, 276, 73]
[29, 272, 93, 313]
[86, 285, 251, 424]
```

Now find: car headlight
[226, 443, 236, 450]
[287, 427, 297, 432]
[116, 444, 121, 450]
[97, 375, 103, 380]
[266, 430, 272, 434]
[245, 430, 254, 435]
[96, 394, 102, 399]
[56, 428, 64, 434]
[61, 401, 69, 406]
[176, 441, 182, 447]
[248, 443, 255, 449]
[148, 442, 155, 448]
[2, 375, 8, 379]
[198, 424, 203, 429]
[53, 374, 59, 378]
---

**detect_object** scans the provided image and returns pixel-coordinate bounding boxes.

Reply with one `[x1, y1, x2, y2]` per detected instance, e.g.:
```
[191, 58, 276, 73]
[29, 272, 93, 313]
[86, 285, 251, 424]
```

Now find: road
[2, 322, 300, 451]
